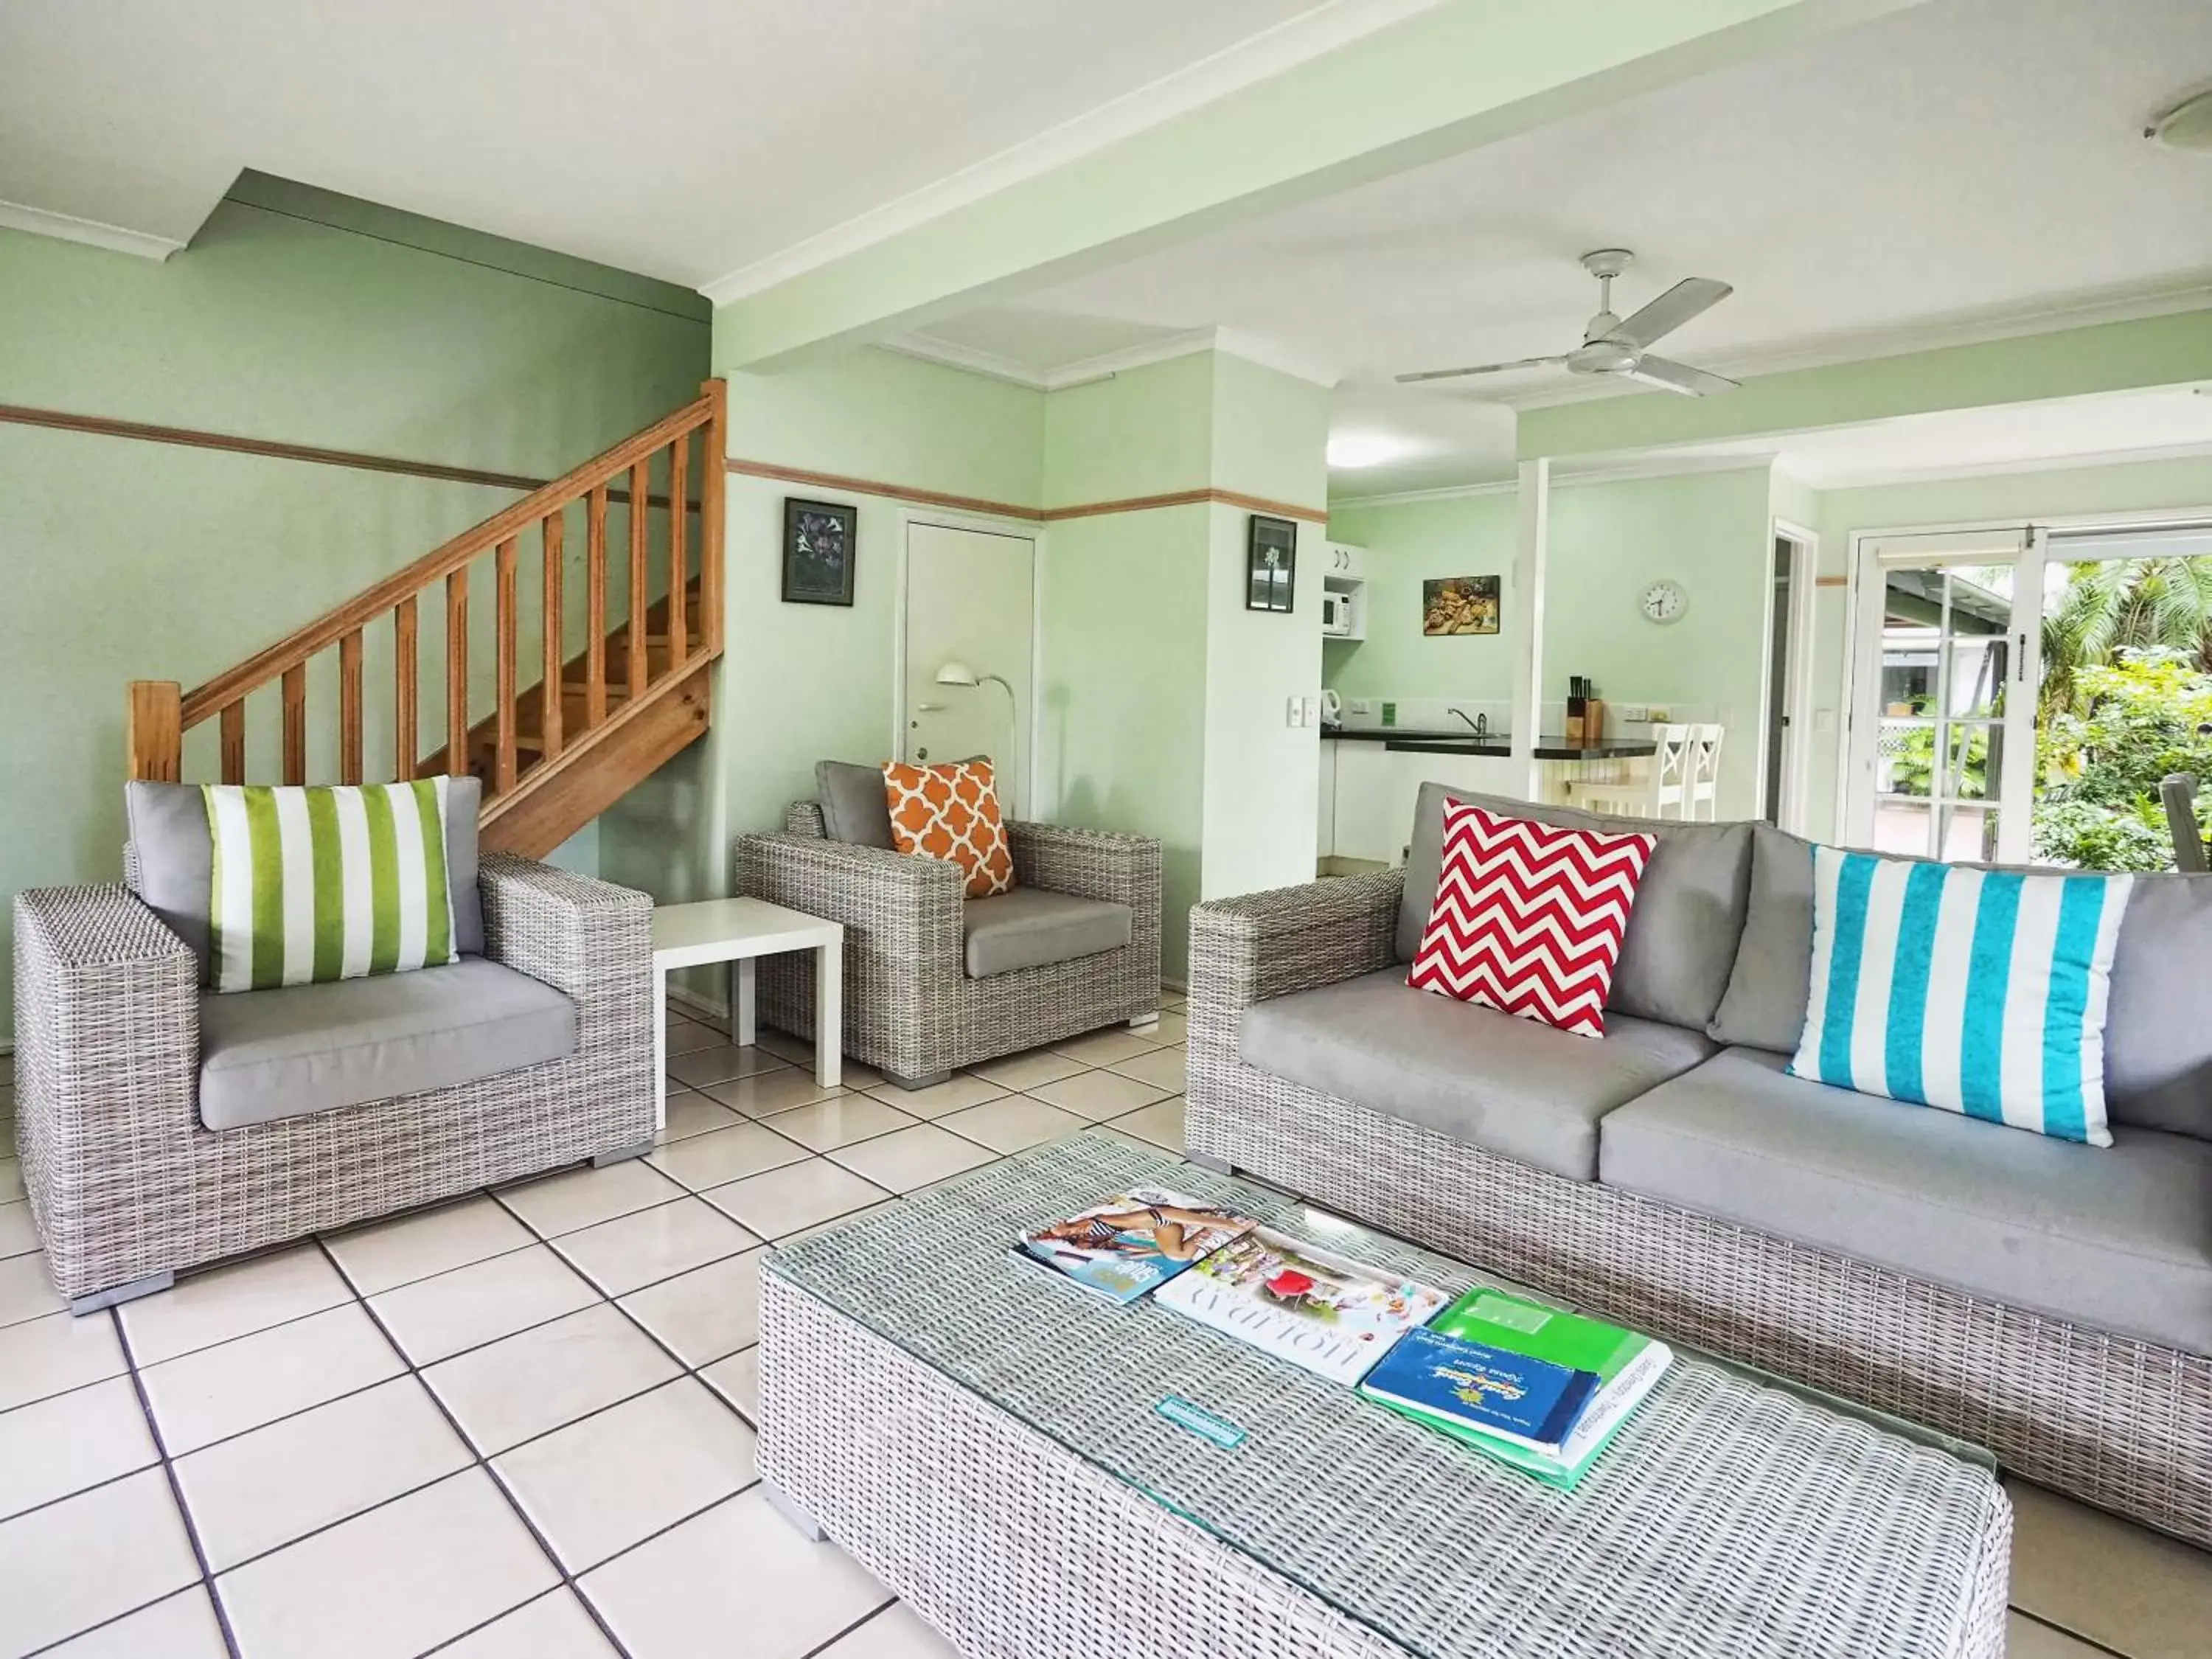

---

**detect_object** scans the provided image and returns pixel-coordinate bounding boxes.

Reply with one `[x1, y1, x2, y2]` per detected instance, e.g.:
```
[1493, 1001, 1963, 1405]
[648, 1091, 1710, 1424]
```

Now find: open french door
[1845, 527, 2042, 863]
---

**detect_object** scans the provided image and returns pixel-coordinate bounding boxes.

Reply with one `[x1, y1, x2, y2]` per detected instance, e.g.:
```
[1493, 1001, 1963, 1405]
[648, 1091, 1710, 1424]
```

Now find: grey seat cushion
[1600, 1046, 2212, 1356]
[965, 888, 1131, 978]
[125, 776, 485, 982]
[815, 760, 895, 848]
[1395, 784, 1751, 1032]
[1239, 967, 1717, 1180]
[1710, 824, 2212, 1139]
[198, 957, 575, 1130]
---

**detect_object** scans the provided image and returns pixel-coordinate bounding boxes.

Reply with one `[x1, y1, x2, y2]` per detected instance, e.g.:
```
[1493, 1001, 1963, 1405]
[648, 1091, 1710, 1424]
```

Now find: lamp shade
[935, 661, 979, 686]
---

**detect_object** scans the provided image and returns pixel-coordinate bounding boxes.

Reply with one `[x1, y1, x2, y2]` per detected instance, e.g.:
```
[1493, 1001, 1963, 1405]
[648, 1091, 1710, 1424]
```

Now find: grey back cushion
[1711, 824, 2212, 1139]
[125, 777, 485, 983]
[1396, 784, 1753, 1032]
[815, 760, 895, 848]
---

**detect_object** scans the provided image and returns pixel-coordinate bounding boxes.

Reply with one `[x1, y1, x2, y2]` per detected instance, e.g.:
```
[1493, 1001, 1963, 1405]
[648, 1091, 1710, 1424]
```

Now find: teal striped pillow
[1788, 846, 2132, 1144]
[203, 780, 460, 993]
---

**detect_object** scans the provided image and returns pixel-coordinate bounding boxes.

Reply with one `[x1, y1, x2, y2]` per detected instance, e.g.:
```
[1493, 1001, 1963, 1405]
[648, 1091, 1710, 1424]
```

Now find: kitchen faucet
[1450, 709, 1489, 739]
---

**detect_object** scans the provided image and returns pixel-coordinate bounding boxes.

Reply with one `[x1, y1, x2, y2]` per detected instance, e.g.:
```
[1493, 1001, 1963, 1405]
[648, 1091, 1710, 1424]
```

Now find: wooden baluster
[493, 537, 518, 794]
[446, 568, 469, 778]
[282, 664, 307, 785]
[338, 628, 364, 785]
[541, 513, 565, 762]
[394, 595, 419, 782]
[699, 379, 726, 656]
[586, 484, 609, 728]
[627, 459, 650, 697]
[125, 681, 183, 782]
[667, 436, 689, 669]
[219, 700, 246, 785]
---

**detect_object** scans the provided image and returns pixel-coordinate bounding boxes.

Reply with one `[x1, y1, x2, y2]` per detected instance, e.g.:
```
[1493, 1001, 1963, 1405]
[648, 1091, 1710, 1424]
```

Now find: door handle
[915, 701, 946, 712]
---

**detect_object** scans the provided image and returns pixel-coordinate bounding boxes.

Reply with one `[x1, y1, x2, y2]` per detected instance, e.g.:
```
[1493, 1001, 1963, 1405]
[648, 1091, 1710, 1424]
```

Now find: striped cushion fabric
[203, 780, 461, 993]
[1788, 846, 2132, 1145]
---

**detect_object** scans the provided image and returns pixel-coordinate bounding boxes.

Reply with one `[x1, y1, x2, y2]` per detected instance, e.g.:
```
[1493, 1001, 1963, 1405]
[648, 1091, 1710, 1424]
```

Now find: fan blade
[1621, 355, 1739, 397]
[1395, 355, 1566, 384]
[1610, 277, 1732, 349]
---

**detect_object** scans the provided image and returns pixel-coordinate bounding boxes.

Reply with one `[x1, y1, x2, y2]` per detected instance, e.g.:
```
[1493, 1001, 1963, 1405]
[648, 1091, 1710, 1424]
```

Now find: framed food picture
[1423, 575, 1500, 636]
[782, 498, 858, 607]
[1246, 515, 1297, 613]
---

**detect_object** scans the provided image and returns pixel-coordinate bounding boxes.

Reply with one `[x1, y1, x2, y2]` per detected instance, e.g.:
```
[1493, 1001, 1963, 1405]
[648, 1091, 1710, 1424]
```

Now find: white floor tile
[1049, 1027, 1167, 1066]
[139, 1301, 405, 1455]
[370, 1242, 600, 1366]
[705, 1161, 891, 1240]
[494, 1377, 757, 1572]
[700, 1070, 850, 1118]
[1111, 1094, 1186, 1152]
[0, 1374, 159, 1520]
[935, 1095, 1090, 1155]
[173, 1376, 472, 1571]
[826, 1601, 959, 1658]
[0, 1156, 22, 1202]
[748, 1027, 815, 1065]
[646, 1121, 812, 1191]
[1152, 1010, 1189, 1044]
[438, 1588, 620, 1658]
[859, 1074, 1008, 1119]
[763, 1094, 918, 1152]
[0, 1307, 128, 1411]
[617, 1250, 762, 1368]
[2008, 1611, 2117, 1657]
[215, 1469, 558, 1659]
[552, 1197, 758, 1297]
[44, 1586, 229, 1658]
[667, 1043, 788, 1088]
[966, 1048, 1089, 1091]
[2008, 1478, 2212, 1659]
[0, 1197, 37, 1259]
[662, 1019, 728, 1057]
[580, 1488, 890, 1659]
[655, 1088, 745, 1144]
[324, 1195, 535, 1296]
[119, 1243, 352, 1366]
[1102, 1043, 1189, 1093]
[828, 1125, 997, 1194]
[699, 1348, 759, 1422]
[498, 1156, 686, 1238]
[0, 1249, 64, 1327]
[0, 1467, 201, 1654]
[1025, 1068, 1174, 1121]
[425, 1303, 681, 1456]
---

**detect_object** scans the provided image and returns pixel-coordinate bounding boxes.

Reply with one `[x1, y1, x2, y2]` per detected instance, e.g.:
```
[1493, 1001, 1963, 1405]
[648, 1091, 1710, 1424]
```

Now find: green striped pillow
[203, 780, 460, 993]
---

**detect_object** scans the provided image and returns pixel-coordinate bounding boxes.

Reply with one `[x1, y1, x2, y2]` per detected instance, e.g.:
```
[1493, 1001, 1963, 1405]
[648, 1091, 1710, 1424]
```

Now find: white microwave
[1321, 592, 1355, 636]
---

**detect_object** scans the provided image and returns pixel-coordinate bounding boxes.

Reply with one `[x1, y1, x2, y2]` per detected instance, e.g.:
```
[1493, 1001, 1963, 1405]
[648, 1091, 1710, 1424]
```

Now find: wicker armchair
[734, 804, 1161, 1086]
[13, 854, 655, 1312]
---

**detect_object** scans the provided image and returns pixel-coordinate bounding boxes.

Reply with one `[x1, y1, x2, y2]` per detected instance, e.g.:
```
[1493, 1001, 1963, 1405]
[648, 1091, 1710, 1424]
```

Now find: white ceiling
[908, 0, 2212, 495]
[0, 0, 1358, 286]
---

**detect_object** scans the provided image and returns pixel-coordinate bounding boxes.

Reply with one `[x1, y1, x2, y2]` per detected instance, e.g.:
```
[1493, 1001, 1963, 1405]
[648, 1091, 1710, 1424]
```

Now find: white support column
[1509, 457, 1552, 801]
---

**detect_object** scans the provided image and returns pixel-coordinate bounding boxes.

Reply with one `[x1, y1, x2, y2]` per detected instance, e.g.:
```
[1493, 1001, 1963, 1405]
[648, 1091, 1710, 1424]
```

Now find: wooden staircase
[125, 380, 726, 857]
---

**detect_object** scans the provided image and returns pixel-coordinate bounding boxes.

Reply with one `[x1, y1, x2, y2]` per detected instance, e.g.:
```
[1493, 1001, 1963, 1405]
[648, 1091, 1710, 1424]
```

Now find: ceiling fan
[1398, 249, 1739, 396]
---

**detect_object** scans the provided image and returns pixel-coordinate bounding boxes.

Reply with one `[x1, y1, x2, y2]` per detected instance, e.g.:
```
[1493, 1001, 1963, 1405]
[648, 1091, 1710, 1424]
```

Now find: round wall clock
[1639, 579, 1688, 625]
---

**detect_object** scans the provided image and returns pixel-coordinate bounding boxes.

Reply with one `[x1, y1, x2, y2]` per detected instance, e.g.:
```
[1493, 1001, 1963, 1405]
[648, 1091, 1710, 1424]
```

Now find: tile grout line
[2007, 1608, 2132, 1658]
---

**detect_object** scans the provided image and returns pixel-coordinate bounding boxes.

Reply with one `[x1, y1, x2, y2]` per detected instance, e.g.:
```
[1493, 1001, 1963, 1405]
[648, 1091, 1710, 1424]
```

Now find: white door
[903, 522, 1036, 813]
[1846, 528, 2040, 863]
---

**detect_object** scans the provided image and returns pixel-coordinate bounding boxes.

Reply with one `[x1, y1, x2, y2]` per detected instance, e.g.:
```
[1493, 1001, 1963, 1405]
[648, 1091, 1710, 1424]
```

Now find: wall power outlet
[1619, 703, 1650, 723]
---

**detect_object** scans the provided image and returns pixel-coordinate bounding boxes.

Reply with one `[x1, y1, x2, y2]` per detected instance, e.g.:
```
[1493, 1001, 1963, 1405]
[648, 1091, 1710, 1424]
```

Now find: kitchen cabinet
[1322, 740, 1525, 866]
[1317, 734, 1337, 858]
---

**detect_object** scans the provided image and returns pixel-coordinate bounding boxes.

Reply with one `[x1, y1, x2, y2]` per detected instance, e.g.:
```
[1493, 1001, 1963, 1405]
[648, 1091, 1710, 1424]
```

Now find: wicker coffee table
[759, 1133, 2011, 1659]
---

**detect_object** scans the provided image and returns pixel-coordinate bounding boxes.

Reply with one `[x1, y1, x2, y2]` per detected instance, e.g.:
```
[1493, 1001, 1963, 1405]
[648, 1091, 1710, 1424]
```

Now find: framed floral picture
[783, 498, 857, 607]
[1246, 515, 1297, 613]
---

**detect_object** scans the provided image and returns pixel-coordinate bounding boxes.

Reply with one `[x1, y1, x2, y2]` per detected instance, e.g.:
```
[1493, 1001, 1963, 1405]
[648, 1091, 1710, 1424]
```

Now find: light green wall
[1041, 353, 1213, 506]
[0, 188, 709, 1026]
[1322, 492, 1520, 700]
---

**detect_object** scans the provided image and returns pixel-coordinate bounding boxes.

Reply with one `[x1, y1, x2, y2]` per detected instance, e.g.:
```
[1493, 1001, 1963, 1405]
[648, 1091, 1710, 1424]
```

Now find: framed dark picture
[1423, 574, 1500, 636]
[782, 498, 857, 606]
[1245, 514, 1297, 613]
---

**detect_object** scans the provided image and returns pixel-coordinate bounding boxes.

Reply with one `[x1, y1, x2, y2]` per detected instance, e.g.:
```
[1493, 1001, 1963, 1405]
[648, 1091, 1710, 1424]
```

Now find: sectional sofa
[1186, 783, 2212, 1546]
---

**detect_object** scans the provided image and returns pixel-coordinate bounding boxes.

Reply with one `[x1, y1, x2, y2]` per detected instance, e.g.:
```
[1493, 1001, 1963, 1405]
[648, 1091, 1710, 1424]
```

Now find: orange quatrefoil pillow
[881, 759, 1016, 899]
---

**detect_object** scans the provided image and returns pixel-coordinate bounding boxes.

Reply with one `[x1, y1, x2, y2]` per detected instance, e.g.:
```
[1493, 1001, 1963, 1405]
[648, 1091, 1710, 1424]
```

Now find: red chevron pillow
[1408, 800, 1656, 1038]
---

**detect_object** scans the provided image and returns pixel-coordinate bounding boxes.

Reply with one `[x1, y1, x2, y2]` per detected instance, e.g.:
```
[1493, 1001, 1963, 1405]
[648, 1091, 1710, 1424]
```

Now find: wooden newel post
[126, 681, 184, 782]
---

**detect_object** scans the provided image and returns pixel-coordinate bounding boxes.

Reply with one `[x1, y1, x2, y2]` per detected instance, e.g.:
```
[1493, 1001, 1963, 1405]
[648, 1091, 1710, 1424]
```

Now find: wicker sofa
[734, 763, 1161, 1087]
[14, 808, 656, 1312]
[1187, 782, 2212, 1548]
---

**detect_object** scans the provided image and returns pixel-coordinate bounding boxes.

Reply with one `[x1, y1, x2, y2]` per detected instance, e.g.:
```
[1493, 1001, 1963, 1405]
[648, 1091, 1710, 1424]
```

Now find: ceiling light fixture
[1326, 433, 1413, 469]
[2146, 89, 2212, 153]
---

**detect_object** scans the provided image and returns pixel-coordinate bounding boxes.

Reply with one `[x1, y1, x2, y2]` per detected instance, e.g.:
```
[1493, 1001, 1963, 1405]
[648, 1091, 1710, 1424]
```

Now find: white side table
[651, 898, 843, 1127]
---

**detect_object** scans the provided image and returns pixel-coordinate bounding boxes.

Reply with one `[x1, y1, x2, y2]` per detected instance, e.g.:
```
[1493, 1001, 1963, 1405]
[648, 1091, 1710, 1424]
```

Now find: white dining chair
[1684, 723, 1725, 821]
[1574, 724, 1693, 818]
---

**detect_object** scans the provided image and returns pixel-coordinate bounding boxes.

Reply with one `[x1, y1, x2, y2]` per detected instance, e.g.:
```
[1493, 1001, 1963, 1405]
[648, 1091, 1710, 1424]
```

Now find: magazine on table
[1152, 1227, 1449, 1385]
[1012, 1189, 1258, 1305]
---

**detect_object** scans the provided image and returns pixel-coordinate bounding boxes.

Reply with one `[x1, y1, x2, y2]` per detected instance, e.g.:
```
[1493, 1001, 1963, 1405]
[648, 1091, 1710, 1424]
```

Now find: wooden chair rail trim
[179, 394, 715, 726]
[723, 456, 1329, 526]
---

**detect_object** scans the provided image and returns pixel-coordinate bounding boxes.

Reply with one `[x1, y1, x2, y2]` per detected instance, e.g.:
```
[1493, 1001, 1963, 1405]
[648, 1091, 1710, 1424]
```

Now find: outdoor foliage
[2033, 650, 2212, 871]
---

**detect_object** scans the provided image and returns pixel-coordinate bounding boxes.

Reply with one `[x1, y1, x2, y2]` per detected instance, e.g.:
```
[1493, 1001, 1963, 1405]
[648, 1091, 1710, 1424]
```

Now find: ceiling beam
[711, 0, 1924, 371]
[1518, 308, 2212, 459]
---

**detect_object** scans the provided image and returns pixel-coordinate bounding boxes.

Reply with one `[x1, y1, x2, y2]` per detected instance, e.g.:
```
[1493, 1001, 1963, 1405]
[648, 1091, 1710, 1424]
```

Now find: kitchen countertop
[1321, 727, 1658, 762]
